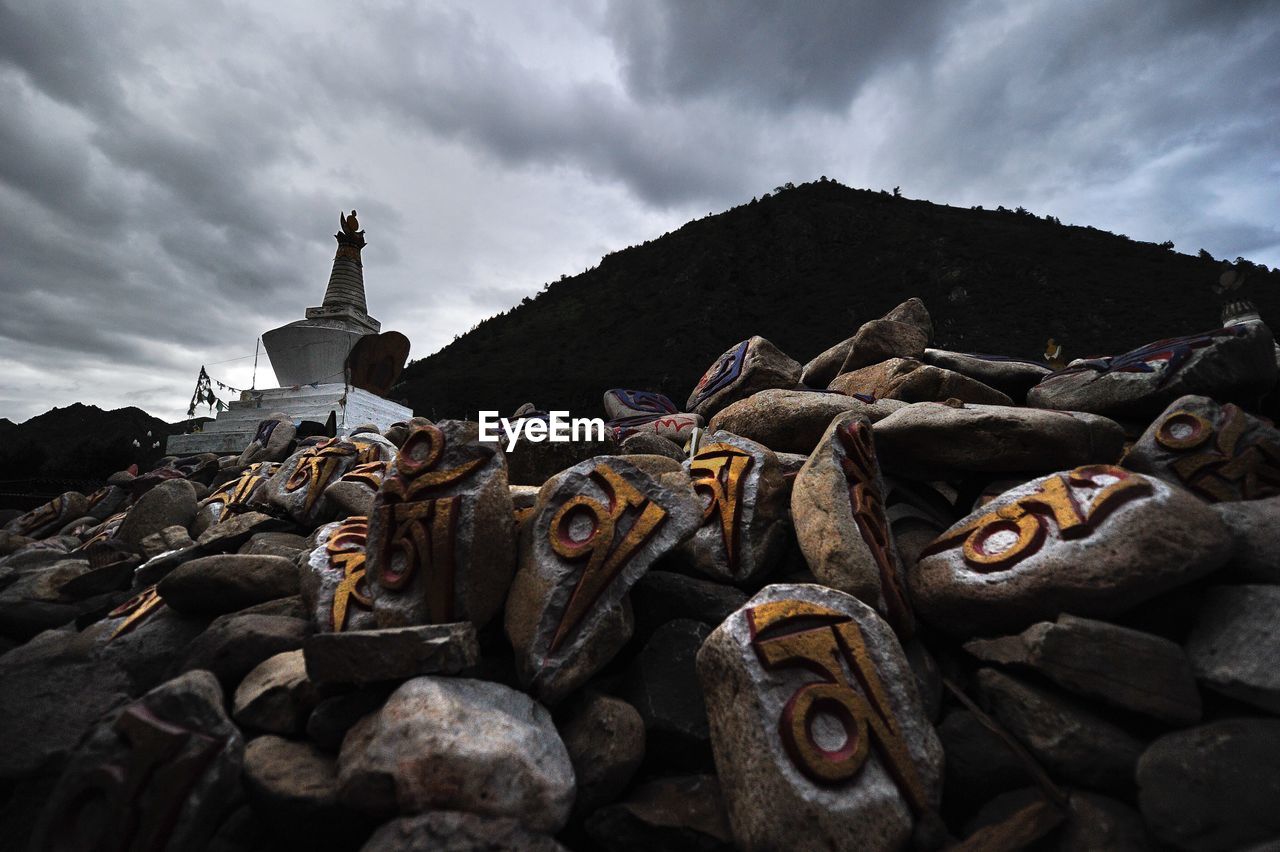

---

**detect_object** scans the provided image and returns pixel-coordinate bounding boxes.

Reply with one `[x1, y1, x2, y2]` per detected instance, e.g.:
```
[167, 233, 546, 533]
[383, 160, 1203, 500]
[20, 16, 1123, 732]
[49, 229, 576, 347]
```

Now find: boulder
[583, 774, 735, 852]
[115, 479, 199, 551]
[920, 349, 1051, 401]
[1213, 496, 1280, 581]
[303, 622, 479, 688]
[839, 318, 929, 373]
[829, 357, 1013, 406]
[301, 515, 378, 633]
[1184, 584, 1280, 713]
[232, 649, 318, 734]
[707, 388, 905, 455]
[687, 336, 802, 420]
[559, 693, 646, 814]
[158, 553, 300, 615]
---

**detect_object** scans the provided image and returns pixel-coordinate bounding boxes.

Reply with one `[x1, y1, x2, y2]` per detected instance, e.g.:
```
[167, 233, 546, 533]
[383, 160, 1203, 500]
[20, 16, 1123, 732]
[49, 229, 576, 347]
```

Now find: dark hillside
[396, 179, 1278, 419]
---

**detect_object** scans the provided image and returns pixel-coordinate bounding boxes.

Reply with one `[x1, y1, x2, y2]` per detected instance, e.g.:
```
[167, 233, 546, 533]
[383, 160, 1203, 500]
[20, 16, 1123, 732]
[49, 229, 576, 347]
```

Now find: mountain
[395, 179, 1279, 420]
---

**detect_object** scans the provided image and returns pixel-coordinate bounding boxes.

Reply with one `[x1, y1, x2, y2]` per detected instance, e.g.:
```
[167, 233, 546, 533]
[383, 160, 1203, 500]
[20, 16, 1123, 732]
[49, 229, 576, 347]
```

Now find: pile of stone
[2, 297, 1278, 852]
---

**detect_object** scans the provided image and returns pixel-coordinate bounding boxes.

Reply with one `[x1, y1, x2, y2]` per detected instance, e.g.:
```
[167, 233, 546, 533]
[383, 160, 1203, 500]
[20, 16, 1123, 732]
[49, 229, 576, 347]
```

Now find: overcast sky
[1, 0, 1277, 424]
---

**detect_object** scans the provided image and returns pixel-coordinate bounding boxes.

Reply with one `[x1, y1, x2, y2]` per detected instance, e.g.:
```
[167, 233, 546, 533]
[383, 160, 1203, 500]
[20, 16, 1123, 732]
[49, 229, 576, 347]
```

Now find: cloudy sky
[1, 0, 1277, 423]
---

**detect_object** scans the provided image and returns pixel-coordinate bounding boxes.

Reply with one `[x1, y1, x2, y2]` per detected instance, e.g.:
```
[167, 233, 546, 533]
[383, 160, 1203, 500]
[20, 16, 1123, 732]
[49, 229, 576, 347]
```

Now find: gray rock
[964, 614, 1201, 724]
[707, 388, 905, 455]
[872, 402, 1125, 478]
[623, 618, 712, 770]
[337, 677, 575, 833]
[921, 349, 1052, 401]
[233, 649, 318, 734]
[630, 570, 747, 639]
[259, 436, 394, 527]
[179, 613, 308, 689]
[505, 432, 620, 486]
[115, 478, 199, 551]
[1137, 718, 1280, 851]
[687, 336, 803, 420]
[367, 420, 517, 630]
[583, 774, 734, 852]
[937, 709, 1028, 814]
[1213, 496, 1280, 581]
[242, 735, 369, 848]
[239, 530, 309, 558]
[882, 297, 933, 341]
[306, 688, 391, 752]
[792, 411, 914, 636]
[301, 516, 378, 633]
[31, 670, 244, 852]
[697, 584, 943, 850]
[559, 693, 646, 814]
[1185, 585, 1280, 713]
[3, 491, 89, 540]
[1028, 319, 1278, 420]
[139, 524, 197, 559]
[158, 553, 300, 615]
[1059, 791, 1151, 852]
[304, 622, 479, 688]
[506, 456, 701, 705]
[829, 357, 1014, 406]
[622, 431, 686, 460]
[195, 511, 286, 553]
[237, 414, 296, 464]
[977, 668, 1144, 795]
[1123, 394, 1280, 502]
[360, 811, 567, 852]
[911, 466, 1232, 636]
[839, 318, 930, 373]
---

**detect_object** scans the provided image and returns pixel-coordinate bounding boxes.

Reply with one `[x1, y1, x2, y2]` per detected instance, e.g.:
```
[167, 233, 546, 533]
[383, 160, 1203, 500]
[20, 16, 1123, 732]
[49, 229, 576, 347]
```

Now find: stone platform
[165, 384, 412, 456]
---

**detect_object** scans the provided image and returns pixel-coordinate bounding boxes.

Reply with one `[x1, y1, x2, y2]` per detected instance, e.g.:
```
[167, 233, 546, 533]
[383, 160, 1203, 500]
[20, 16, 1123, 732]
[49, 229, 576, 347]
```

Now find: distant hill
[395, 179, 1279, 420]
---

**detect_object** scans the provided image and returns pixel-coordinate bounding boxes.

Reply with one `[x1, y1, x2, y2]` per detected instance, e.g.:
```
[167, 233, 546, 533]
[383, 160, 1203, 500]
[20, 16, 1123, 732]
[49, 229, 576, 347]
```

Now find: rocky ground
[1, 296, 1278, 851]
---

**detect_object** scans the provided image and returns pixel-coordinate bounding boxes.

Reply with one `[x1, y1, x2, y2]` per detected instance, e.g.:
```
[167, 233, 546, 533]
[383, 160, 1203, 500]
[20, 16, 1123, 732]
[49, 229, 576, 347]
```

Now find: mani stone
[337, 676, 576, 833]
[697, 584, 943, 852]
[237, 414, 296, 465]
[1137, 718, 1280, 852]
[157, 553, 300, 616]
[871, 402, 1125, 479]
[920, 350, 1052, 402]
[366, 420, 516, 630]
[1184, 585, 1280, 714]
[505, 456, 701, 705]
[829, 357, 1013, 406]
[30, 670, 244, 852]
[910, 465, 1232, 636]
[1213, 496, 1280, 582]
[792, 411, 914, 637]
[707, 388, 906, 455]
[1027, 318, 1278, 420]
[964, 613, 1201, 725]
[303, 622, 479, 687]
[258, 436, 393, 528]
[1123, 394, 1280, 502]
[677, 430, 789, 585]
[4, 491, 89, 540]
[687, 335, 803, 420]
[300, 516, 378, 634]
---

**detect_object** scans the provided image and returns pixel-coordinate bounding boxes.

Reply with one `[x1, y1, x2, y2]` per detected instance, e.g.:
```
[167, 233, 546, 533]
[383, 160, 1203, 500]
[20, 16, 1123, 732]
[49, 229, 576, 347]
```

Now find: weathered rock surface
[1213, 496, 1280, 581]
[158, 553, 300, 615]
[361, 811, 567, 852]
[304, 622, 479, 687]
[1184, 584, 1280, 713]
[559, 692, 646, 814]
[115, 478, 199, 550]
[687, 336, 803, 420]
[830, 357, 1014, 406]
[232, 649, 318, 734]
[583, 774, 735, 852]
[920, 349, 1052, 401]
[707, 388, 905, 455]
[179, 613, 308, 689]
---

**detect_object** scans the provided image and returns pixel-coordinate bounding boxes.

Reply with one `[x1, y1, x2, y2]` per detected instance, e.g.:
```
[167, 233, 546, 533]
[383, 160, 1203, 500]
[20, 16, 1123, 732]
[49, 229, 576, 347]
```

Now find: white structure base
[166, 384, 412, 456]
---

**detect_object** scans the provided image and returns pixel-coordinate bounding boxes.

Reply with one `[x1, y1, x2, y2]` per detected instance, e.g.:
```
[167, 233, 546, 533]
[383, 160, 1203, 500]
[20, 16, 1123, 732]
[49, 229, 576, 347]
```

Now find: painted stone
[839, 319, 929, 374]
[1123, 394, 1280, 502]
[697, 584, 943, 851]
[871, 402, 1125, 478]
[323, 454, 390, 517]
[301, 515, 377, 634]
[84, 485, 130, 523]
[196, 461, 277, 529]
[4, 491, 89, 540]
[829, 357, 1013, 406]
[30, 670, 244, 852]
[259, 436, 393, 528]
[1027, 319, 1278, 420]
[921, 349, 1052, 402]
[911, 465, 1233, 635]
[607, 411, 703, 443]
[505, 455, 701, 705]
[603, 388, 680, 419]
[792, 412, 914, 637]
[237, 413, 296, 465]
[366, 420, 516, 630]
[687, 336, 803, 420]
[620, 431, 686, 460]
[677, 430, 789, 585]
[708, 388, 906, 455]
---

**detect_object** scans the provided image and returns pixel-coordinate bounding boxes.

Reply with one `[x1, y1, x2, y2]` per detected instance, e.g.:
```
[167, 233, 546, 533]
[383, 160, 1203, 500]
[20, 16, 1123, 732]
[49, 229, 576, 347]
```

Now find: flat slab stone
[707, 388, 904, 455]
[1184, 585, 1280, 714]
[303, 622, 478, 687]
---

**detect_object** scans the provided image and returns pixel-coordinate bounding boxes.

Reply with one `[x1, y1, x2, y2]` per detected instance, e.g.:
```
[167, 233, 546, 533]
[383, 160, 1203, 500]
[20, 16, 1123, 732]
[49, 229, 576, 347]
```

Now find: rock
[623, 618, 712, 770]
[707, 388, 906, 455]
[583, 774, 734, 852]
[259, 436, 394, 527]
[505, 431, 620, 486]
[1213, 496, 1280, 581]
[604, 388, 681, 420]
[954, 790, 1065, 852]
[301, 515, 378, 633]
[559, 693, 646, 814]
[1028, 319, 1278, 420]
[233, 649, 318, 734]
[920, 349, 1052, 401]
[629, 570, 747, 640]
[306, 688, 391, 752]
[367, 420, 516, 630]
[609, 412, 704, 443]
[242, 736, 350, 837]
[337, 676, 575, 832]
[115, 478, 199, 551]
[872, 402, 1125, 478]
[179, 613, 308, 689]
[304, 622, 479, 687]
[687, 336, 802, 420]
[239, 530, 309, 558]
[360, 811, 567, 852]
[976, 668, 1144, 795]
[802, 334, 860, 389]
[697, 584, 943, 850]
[30, 670, 244, 852]
[937, 709, 1029, 814]
[829, 357, 1013, 406]
[1123, 394, 1280, 502]
[506, 456, 701, 705]
[158, 553, 300, 615]
[964, 613, 1201, 724]
[237, 414, 296, 464]
[792, 411, 915, 636]
[678, 431, 789, 585]
[911, 465, 1232, 635]
[621, 431, 687, 460]
[839, 318, 930, 373]
[197, 462, 277, 530]
[1137, 719, 1280, 851]
[89, 598, 210, 694]
[139, 524, 197, 559]
[4, 491, 89, 540]
[1059, 791, 1151, 852]
[195, 510, 286, 553]
[84, 484, 131, 522]
[1184, 584, 1280, 713]
[324, 457, 390, 517]
[882, 297, 933, 341]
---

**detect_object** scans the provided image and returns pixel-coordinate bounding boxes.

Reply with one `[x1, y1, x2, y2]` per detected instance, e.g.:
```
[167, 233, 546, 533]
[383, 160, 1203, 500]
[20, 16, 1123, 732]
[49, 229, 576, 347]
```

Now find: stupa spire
[302, 210, 380, 334]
